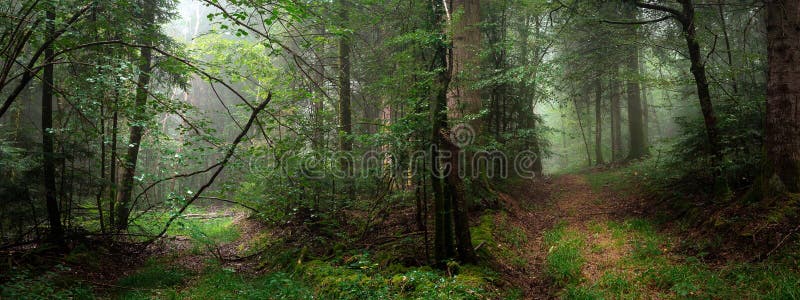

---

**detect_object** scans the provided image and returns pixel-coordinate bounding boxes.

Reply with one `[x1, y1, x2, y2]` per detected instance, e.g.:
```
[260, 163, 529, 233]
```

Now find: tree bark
[764, 0, 800, 193]
[42, 7, 64, 246]
[448, 0, 482, 133]
[432, 32, 455, 263]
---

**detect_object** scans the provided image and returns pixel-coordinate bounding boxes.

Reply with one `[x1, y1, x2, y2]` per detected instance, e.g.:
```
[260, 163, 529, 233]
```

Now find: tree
[594, 75, 604, 165]
[633, 0, 719, 159]
[610, 65, 623, 161]
[42, 4, 64, 246]
[338, 0, 354, 201]
[448, 0, 482, 132]
[764, 0, 800, 193]
[115, 0, 156, 230]
[623, 2, 647, 159]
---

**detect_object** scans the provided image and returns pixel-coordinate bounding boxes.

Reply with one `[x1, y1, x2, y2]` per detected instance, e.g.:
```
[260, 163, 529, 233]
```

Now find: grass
[550, 216, 800, 299]
[472, 211, 530, 268]
[543, 223, 585, 287]
[115, 259, 496, 299]
[116, 259, 191, 299]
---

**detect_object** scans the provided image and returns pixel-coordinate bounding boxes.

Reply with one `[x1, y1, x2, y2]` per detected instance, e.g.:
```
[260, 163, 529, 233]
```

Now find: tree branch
[141, 93, 272, 246]
[601, 15, 671, 25]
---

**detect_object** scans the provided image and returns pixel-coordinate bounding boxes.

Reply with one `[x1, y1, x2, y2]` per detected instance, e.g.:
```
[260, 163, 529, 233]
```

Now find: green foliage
[299, 260, 492, 299]
[0, 267, 94, 300]
[663, 97, 765, 197]
[178, 265, 312, 300]
[116, 260, 190, 299]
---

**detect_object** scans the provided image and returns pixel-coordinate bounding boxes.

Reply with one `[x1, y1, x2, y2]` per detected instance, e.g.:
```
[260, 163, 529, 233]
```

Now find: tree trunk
[574, 96, 592, 166]
[595, 76, 604, 165]
[109, 99, 118, 227]
[764, 0, 800, 193]
[115, 0, 155, 230]
[338, 0, 354, 200]
[42, 7, 64, 246]
[610, 65, 622, 161]
[441, 133, 477, 263]
[623, 4, 647, 160]
[448, 0, 482, 133]
[518, 15, 544, 176]
[717, 0, 739, 95]
[640, 52, 650, 146]
[432, 34, 455, 263]
[678, 0, 720, 159]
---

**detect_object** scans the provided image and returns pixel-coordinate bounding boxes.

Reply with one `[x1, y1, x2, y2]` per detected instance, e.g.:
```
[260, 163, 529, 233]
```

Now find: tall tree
[633, 0, 720, 159]
[623, 3, 647, 159]
[594, 76, 604, 165]
[115, 0, 156, 230]
[448, 0, 482, 133]
[42, 5, 64, 245]
[764, 0, 800, 193]
[610, 65, 623, 161]
[338, 0, 354, 199]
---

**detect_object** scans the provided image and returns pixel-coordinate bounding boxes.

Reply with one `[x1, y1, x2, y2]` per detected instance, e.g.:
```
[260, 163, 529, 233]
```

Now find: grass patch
[180, 264, 312, 299]
[566, 217, 800, 299]
[543, 223, 585, 286]
[472, 211, 530, 268]
[116, 259, 190, 299]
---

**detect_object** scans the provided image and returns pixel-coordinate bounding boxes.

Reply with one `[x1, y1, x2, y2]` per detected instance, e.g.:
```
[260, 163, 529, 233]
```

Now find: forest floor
[489, 172, 652, 298]
[3, 166, 800, 299]
[496, 167, 800, 299]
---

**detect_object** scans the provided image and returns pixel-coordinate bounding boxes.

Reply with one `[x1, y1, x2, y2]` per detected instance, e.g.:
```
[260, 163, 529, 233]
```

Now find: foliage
[0, 267, 94, 300]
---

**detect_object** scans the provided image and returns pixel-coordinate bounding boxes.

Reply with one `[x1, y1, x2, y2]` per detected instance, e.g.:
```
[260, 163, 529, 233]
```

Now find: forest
[1, 0, 799, 298]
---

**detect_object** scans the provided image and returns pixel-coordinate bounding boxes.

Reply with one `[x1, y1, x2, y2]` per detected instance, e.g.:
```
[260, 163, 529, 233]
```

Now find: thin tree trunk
[717, 0, 738, 95]
[115, 0, 154, 230]
[109, 100, 118, 227]
[574, 97, 592, 166]
[678, 0, 720, 159]
[42, 7, 64, 245]
[96, 97, 106, 234]
[595, 76, 604, 165]
[610, 65, 622, 161]
[338, 0, 354, 201]
[640, 52, 650, 146]
[764, 0, 800, 193]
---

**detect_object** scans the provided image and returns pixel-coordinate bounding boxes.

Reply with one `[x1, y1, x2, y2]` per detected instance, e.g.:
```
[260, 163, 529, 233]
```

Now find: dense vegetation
[2, 0, 800, 298]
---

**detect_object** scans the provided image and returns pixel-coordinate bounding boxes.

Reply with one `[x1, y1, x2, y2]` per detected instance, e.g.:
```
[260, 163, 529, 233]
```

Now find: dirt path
[501, 173, 637, 299]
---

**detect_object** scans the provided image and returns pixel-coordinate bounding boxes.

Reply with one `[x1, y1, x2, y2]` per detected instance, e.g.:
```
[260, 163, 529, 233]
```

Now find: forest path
[500, 173, 640, 299]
